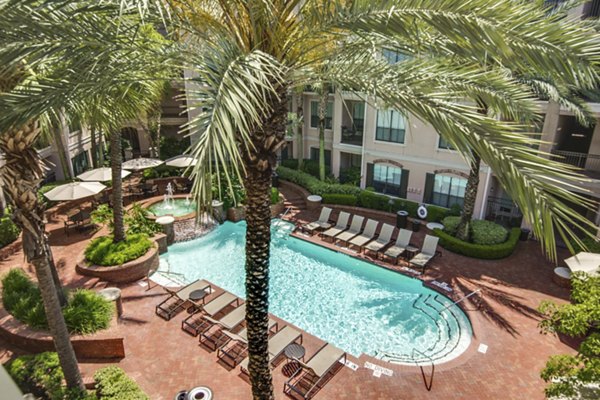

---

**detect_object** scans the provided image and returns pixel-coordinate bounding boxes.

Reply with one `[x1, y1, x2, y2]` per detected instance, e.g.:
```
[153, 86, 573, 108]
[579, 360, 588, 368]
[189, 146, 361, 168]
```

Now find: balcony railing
[550, 149, 600, 172]
[584, 0, 600, 18]
[341, 126, 363, 146]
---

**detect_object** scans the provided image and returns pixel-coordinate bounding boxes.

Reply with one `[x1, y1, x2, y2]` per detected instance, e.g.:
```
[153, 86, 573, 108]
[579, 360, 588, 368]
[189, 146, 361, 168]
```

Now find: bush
[434, 227, 521, 259]
[339, 166, 361, 186]
[280, 159, 299, 169]
[159, 136, 190, 160]
[448, 203, 462, 217]
[270, 187, 280, 205]
[391, 199, 419, 217]
[322, 193, 357, 206]
[442, 216, 460, 236]
[570, 236, 600, 254]
[425, 205, 449, 222]
[0, 213, 20, 248]
[276, 166, 361, 197]
[471, 219, 508, 245]
[358, 191, 391, 211]
[85, 234, 152, 266]
[94, 367, 148, 400]
[125, 203, 161, 236]
[1, 269, 113, 334]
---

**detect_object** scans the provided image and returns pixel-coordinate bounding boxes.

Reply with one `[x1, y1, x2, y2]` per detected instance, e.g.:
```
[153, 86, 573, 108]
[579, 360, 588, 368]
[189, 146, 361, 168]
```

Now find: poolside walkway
[0, 185, 578, 400]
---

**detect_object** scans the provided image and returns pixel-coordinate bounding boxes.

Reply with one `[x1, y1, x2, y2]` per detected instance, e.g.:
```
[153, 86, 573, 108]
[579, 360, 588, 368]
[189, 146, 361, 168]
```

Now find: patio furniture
[302, 207, 333, 233]
[175, 180, 189, 193]
[143, 183, 159, 197]
[553, 267, 571, 287]
[564, 252, 600, 277]
[217, 319, 279, 367]
[283, 342, 347, 400]
[239, 326, 303, 374]
[382, 229, 413, 263]
[155, 279, 212, 321]
[333, 215, 365, 246]
[284, 343, 306, 363]
[426, 222, 444, 231]
[410, 235, 442, 273]
[199, 304, 247, 350]
[404, 245, 419, 260]
[349, 219, 379, 251]
[321, 212, 350, 241]
[181, 292, 241, 336]
[63, 209, 80, 235]
[364, 223, 395, 256]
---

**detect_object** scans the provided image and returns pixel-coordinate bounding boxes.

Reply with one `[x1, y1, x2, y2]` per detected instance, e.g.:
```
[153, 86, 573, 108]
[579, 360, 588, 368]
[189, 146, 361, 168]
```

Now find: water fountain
[146, 182, 196, 218]
[162, 182, 175, 210]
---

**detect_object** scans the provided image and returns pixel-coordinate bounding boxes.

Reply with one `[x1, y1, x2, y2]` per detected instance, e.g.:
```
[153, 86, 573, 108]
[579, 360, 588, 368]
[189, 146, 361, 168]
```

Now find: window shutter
[366, 163, 374, 188]
[399, 169, 410, 199]
[423, 173, 435, 203]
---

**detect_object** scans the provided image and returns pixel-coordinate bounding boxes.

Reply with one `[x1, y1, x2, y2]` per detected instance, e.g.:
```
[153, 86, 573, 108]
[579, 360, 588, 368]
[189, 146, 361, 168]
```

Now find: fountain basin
[143, 195, 197, 221]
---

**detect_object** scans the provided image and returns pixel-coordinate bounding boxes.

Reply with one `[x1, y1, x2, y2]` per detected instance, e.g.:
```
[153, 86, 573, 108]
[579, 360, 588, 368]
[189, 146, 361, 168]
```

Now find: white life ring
[417, 205, 428, 219]
[186, 387, 213, 400]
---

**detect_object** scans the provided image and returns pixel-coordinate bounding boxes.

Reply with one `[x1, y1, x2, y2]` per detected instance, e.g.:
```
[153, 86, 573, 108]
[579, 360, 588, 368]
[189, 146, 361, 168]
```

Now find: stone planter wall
[0, 239, 21, 261]
[76, 243, 159, 283]
[0, 307, 125, 359]
[270, 201, 285, 218]
[227, 206, 245, 222]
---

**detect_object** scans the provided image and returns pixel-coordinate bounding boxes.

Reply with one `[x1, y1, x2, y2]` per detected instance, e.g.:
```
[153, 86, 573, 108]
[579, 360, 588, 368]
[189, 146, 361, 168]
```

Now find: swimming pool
[157, 220, 472, 364]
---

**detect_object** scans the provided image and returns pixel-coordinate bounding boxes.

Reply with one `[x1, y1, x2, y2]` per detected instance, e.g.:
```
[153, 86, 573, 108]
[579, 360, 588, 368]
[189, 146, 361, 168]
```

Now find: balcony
[550, 149, 600, 178]
[340, 100, 365, 146]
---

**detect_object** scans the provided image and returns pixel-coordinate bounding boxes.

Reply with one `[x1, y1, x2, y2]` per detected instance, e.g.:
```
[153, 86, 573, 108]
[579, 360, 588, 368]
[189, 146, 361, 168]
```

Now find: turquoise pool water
[148, 199, 196, 217]
[158, 220, 472, 364]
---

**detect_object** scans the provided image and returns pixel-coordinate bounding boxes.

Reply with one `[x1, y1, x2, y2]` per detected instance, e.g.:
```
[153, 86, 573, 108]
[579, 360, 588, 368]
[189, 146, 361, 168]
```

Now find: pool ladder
[272, 207, 293, 240]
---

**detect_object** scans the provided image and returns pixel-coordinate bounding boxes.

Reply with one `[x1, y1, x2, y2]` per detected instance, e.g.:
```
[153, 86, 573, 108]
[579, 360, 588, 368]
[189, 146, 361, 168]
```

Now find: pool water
[158, 220, 472, 364]
[148, 199, 196, 217]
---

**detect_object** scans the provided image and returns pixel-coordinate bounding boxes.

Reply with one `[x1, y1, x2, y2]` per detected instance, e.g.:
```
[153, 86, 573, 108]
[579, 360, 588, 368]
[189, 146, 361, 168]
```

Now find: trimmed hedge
[94, 366, 149, 400]
[322, 193, 357, 206]
[434, 227, 521, 259]
[358, 190, 390, 211]
[442, 216, 508, 245]
[85, 234, 152, 266]
[0, 214, 20, 248]
[277, 166, 361, 197]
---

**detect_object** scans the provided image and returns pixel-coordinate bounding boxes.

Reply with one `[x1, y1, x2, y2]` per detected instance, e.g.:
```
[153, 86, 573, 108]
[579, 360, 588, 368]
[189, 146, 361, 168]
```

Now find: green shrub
[94, 367, 148, 400]
[442, 216, 460, 236]
[85, 234, 152, 266]
[125, 203, 161, 236]
[434, 227, 521, 259]
[425, 205, 449, 222]
[448, 203, 462, 217]
[358, 191, 390, 211]
[339, 166, 361, 186]
[270, 187, 280, 205]
[277, 166, 361, 197]
[471, 219, 508, 245]
[322, 193, 358, 206]
[0, 214, 20, 248]
[570, 236, 600, 254]
[211, 171, 246, 209]
[280, 159, 299, 169]
[159, 136, 190, 160]
[1, 269, 113, 334]
[391, 199, 419, 217]
[7, 352, 70, 399]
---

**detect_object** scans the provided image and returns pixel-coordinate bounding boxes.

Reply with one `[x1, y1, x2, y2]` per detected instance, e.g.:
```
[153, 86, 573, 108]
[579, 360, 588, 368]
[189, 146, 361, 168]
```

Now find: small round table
[98, 287, 123, 318]
[405, 245, 419, 260]
[283, 343, 306, 377]
[189, 289, 207, 303]
[426, 222, 444, 231]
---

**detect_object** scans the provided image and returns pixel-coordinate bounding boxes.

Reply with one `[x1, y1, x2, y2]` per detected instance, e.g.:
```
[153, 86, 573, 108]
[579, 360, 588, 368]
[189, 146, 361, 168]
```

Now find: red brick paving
[0, 186, 577, 400]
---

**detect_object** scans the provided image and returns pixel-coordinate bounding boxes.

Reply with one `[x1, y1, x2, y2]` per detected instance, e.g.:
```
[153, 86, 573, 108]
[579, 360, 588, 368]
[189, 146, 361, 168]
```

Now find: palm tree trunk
[296, 94, 303, 170]
[52, 125, 72, 180]
[456, 153, 481, 242]
[90, 126, 98, 168]
[0, 122, 84, 393]
[110, 130, 126, 243]
[244, 92, 288, 400]
[318, 90, 327, 181]
[98, 131, 105, 166]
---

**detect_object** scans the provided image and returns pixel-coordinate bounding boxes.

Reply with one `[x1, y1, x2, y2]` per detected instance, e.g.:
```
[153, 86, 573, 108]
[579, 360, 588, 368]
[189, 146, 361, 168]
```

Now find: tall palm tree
[317, 85, 329, 181]
[3, 2, 600, 399]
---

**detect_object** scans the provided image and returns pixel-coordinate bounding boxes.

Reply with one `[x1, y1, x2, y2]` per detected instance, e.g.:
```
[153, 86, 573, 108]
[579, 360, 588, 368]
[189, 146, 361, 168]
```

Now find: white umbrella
[122, 157, 164, 171]
[564, 252, 600, 277]
[43, 181, 107, 201]
[165, 155, 197, 168]
[77, 167, 131, 182]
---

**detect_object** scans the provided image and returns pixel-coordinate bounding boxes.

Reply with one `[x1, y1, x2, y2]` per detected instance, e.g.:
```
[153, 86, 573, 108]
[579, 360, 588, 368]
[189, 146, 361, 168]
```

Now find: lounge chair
[334, 215, 364, 246]
[181, 291, 241, 336]
[410, 235, 441, 273]
[302, 207, 333, 233]
[321, 212, 350, 241]
[364, 223, 395, 256]
[284, 343, 347, 399]
[239, 326, 303, 373]
[216, 318, 279, 366]
[349, 219, 379, 251]
[155, 279, 213, 321]
[199, 304, 247, 349]
[383, 229, 413, 263]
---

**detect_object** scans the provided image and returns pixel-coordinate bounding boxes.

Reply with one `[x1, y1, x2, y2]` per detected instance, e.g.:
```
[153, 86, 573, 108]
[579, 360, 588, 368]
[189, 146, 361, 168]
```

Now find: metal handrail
[441, 289, 481, 312]
[411, 348, 435, 391]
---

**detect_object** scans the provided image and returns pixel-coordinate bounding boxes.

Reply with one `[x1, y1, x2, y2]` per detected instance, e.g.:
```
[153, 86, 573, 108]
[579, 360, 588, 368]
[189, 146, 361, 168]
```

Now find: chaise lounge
[199, 304, 247, 350]
[410, 234, 441, 273]
[334, 215, 364, 246]
[181, 291, 241, 336]
[239, 326, 303, 374]
[217, 319, 279, 367]
[283, 342, 347, 399]
[302, 207, 333, 233]
[321, 212, 350, 241]
[364, 223, 395, 257]
[382, 229, 413, 264]
[155, 279, 213, 321]
[349, 219, 379, 252]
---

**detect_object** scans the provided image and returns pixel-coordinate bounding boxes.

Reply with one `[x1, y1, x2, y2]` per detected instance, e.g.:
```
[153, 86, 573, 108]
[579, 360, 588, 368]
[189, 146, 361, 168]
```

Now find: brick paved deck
[0, 186, 577, 400]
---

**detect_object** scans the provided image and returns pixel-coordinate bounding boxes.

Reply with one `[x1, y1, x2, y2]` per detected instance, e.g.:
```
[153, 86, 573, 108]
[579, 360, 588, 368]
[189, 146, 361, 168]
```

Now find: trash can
[396, 211, 408, 229]
[412, 220, 421, 232]
[272, 172, 279, 188]
[520, 228, 530, 241]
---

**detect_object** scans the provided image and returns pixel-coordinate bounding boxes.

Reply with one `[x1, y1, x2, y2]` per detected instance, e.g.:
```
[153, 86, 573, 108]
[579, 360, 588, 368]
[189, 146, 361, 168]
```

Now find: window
[438, 136, 455, 150]
[373, 164, 403, 196]
[431, 175, 467, 208]
[376, 110, 406, 144]
[310, 101, 333, 129]
[382, 49, 409, 64]
[71, 151, 90, 176]
[310, 147, 331, 168]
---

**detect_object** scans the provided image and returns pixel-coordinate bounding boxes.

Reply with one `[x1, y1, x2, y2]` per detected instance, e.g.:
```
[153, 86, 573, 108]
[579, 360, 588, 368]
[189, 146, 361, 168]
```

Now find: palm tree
[317, 86, 329, 181]
[3, 2, 600, 399]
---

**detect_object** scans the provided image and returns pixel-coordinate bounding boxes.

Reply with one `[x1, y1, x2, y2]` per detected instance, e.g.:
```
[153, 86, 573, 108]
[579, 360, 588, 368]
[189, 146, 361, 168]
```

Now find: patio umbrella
[43, 181, 107, 201]
[564, 252, 600, 277]
[77, 167, 131, 182]
[165, 155, 197, 168]
[122, 157, 164, 171]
